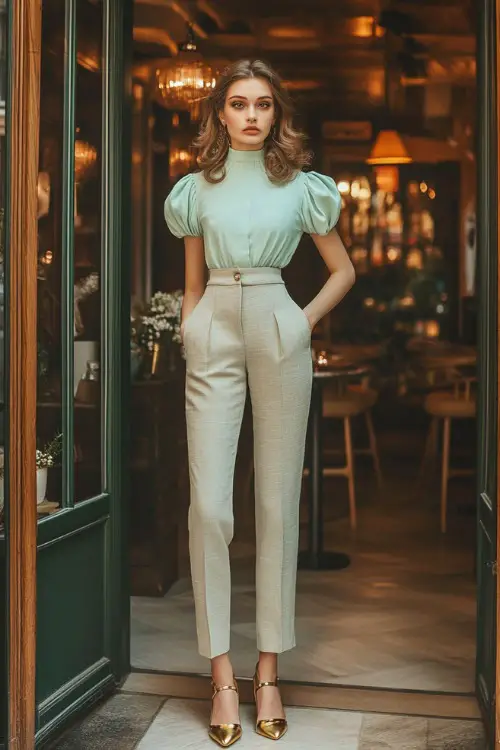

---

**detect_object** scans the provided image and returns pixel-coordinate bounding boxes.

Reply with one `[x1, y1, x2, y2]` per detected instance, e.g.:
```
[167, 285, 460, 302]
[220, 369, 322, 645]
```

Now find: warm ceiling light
[367, 130, 412, 165]
[155, 24, 216, 121]
[268, 26, 316, 39]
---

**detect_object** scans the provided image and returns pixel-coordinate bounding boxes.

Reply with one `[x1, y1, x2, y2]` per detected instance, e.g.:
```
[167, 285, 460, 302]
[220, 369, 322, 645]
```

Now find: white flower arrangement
[36, 433, 63, 470]
[0, 433, 62, 480]
[139, 290, 184, 352]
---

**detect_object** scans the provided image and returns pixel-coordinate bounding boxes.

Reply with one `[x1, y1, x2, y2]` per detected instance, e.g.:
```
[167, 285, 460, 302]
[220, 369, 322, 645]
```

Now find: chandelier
[155, 24, 216, 120]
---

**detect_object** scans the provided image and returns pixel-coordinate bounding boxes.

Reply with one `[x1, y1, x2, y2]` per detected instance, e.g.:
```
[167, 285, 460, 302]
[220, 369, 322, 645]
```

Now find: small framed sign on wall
[321, 121, 373, 141]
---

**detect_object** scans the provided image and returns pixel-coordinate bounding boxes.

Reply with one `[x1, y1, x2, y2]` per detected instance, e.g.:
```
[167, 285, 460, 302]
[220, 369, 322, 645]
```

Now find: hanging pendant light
[367, 129, 411, 165]
[155, 23, 216, 120]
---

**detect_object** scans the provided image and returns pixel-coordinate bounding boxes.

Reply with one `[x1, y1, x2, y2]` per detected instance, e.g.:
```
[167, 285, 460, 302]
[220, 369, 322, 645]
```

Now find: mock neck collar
[227, 147, 265, 165]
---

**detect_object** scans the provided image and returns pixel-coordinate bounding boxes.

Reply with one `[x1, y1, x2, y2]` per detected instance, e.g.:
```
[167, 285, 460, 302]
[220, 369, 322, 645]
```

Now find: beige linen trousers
[183, 267, 313, 659]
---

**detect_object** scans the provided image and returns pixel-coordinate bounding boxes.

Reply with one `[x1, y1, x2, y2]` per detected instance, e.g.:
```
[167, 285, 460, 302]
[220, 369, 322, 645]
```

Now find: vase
[143, 338, 179, 378]
[36, 468, 48, 505]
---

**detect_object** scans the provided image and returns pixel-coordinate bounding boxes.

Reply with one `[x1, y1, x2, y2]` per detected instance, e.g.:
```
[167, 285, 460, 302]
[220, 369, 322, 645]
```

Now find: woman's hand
[302, 229, 355, 329]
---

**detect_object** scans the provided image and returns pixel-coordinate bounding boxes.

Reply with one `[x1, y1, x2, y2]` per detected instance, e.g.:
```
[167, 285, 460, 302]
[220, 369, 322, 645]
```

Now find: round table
[298, 362, 369, 572]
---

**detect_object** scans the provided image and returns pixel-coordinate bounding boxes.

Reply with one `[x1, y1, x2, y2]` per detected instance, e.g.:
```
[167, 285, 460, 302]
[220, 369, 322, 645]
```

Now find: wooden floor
[131, 421, 477, 695]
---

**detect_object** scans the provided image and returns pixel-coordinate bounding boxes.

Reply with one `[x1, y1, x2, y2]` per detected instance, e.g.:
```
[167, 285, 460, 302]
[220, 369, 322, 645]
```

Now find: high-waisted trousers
[183, 267, 313, 659]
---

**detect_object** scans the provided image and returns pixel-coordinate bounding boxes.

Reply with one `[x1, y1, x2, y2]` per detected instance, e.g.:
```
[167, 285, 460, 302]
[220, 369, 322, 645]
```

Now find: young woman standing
[165, 58, 355, 746]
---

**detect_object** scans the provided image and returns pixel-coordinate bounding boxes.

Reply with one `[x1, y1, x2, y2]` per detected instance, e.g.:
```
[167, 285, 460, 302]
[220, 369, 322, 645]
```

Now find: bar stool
[421, 380, 476, 533]
[321, 385, 382, 530]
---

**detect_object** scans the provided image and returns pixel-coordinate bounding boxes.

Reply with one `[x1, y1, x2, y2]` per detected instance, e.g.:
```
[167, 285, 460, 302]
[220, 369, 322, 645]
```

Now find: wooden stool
[421, 388, 476, 533]
[321, 386, 382, 530]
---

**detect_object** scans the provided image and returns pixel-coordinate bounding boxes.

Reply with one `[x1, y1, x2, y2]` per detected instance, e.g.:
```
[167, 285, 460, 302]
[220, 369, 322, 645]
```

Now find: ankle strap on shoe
[211, 681, 238, 699]
[254, 677, 279, 691]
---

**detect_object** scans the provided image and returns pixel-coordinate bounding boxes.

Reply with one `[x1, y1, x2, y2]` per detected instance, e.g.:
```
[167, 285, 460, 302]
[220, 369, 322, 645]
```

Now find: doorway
[1, 1, 499, 750]
[127, 0, 496, 741]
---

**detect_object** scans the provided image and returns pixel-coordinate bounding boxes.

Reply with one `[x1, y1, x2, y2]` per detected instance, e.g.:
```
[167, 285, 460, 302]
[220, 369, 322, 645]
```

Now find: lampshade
[367, 130, 411, 165]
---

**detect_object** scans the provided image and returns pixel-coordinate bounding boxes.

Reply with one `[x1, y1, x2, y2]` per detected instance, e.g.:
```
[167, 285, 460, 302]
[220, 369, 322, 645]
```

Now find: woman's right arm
[181, 236, 206, 340]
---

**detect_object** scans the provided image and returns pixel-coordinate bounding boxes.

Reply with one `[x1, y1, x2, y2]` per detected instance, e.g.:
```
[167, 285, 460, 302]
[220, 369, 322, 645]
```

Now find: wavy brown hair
[193, 59, 312, 184]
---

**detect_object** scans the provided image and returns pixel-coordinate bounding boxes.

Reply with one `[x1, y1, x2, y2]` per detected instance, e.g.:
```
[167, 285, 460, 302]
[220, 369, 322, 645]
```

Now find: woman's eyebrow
[228, 95, 273, 100]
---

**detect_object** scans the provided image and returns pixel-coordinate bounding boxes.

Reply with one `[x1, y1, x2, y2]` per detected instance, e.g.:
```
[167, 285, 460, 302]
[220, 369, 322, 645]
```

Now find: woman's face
[220, 77, 275, 151]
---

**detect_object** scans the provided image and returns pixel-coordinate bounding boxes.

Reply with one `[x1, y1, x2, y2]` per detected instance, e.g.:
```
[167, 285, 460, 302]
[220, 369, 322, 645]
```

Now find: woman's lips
[243, 127, 261, 134]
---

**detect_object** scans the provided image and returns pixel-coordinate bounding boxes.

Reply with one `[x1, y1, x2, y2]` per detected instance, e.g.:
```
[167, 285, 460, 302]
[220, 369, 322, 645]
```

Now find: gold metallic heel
[253, 664, 288, 741]
[208, 679, 242, 747]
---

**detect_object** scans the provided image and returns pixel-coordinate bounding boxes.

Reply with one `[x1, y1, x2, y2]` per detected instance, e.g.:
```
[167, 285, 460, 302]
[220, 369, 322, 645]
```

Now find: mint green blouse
[164, 147, 341, 269]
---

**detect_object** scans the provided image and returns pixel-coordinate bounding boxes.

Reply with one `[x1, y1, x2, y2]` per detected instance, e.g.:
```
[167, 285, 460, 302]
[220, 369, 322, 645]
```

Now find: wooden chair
[420, 378, 476, 533]
[320, 384, 382, 530]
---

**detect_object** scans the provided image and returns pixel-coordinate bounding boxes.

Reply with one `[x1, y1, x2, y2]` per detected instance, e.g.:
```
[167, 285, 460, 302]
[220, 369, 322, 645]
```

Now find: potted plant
[36, 432, 62, 505]
[0, 433, 62, 507]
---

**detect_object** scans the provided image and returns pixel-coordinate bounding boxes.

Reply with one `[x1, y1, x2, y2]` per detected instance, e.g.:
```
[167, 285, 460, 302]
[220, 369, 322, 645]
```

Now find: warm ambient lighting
[387, 246, 402, 263]
[169, 147, 196, 179]
[337, 180, 350, 195]
[375, 166, 398, 193]
[268, 25, 316, 39]
[282, 80, 321, 91]
[74, 140, 97, 180]
[406, 248, 424, 270]
[367, 130, 412, 165]
[155, 24, 216, 120]
[425, 320, 440, 338]
[347, 16, 384, 38]
[316, 351, 328, 367]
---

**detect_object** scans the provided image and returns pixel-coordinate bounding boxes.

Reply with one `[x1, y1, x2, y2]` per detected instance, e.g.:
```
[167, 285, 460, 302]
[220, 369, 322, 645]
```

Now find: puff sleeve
[164, 173, 202, 238]
[300, 172, 341, 235]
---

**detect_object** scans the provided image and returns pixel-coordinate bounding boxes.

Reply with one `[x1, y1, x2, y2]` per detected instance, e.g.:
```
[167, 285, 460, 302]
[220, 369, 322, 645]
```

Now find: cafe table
[299, 356, 369, 572]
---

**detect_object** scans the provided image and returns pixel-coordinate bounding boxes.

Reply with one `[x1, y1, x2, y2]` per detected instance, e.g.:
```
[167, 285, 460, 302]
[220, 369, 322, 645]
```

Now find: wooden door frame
[496, 1, 500, 746]
[6, 0, 41, 748]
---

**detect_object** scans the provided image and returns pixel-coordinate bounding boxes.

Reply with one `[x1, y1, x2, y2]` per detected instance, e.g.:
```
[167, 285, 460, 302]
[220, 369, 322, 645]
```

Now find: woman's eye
[259, 102, 271, 108]
[231, 101, 244, 109]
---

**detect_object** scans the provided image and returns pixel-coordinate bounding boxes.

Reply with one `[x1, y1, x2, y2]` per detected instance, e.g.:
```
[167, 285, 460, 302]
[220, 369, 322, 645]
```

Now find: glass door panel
[73, 0, 103, 504]
[36, 0, 66, 512]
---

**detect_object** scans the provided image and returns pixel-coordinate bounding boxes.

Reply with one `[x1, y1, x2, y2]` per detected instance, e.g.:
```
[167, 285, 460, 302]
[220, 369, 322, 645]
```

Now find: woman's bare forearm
[302, 229, 355, 330]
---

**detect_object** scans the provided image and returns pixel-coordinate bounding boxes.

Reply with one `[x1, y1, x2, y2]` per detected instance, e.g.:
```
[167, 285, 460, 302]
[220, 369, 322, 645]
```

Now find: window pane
[73, 0, 103, 503]
[36, 0, 66, 512]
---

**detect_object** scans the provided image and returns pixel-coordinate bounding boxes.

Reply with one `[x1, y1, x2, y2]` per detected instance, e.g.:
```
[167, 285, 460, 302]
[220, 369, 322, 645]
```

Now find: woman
[165, 59, 355, 746]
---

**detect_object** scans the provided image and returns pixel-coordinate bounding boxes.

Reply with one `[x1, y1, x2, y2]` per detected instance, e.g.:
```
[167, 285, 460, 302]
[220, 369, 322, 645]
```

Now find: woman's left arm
[303, 229, 356, 331]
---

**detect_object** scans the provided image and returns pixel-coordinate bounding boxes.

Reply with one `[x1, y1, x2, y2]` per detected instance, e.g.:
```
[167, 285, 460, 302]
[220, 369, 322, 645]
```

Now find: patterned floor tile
[426, 718, 486, 750]
[136, 699, 362, 750]
[49, 693, 164, 750]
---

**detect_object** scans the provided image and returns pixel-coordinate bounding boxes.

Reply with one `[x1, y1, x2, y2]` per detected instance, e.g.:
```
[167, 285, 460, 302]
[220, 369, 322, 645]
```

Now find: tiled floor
[131, 429, 477, 692]
[49, 692, 486, 750]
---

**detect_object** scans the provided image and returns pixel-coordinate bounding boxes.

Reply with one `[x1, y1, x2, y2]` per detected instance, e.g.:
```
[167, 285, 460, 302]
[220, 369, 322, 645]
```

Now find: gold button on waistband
[234, 272, 241, 282]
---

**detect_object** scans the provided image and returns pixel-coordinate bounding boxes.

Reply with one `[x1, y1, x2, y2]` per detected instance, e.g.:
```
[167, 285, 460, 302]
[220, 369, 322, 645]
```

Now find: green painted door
[476, 1, 498, 745]
[34, 0, 131, 744]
